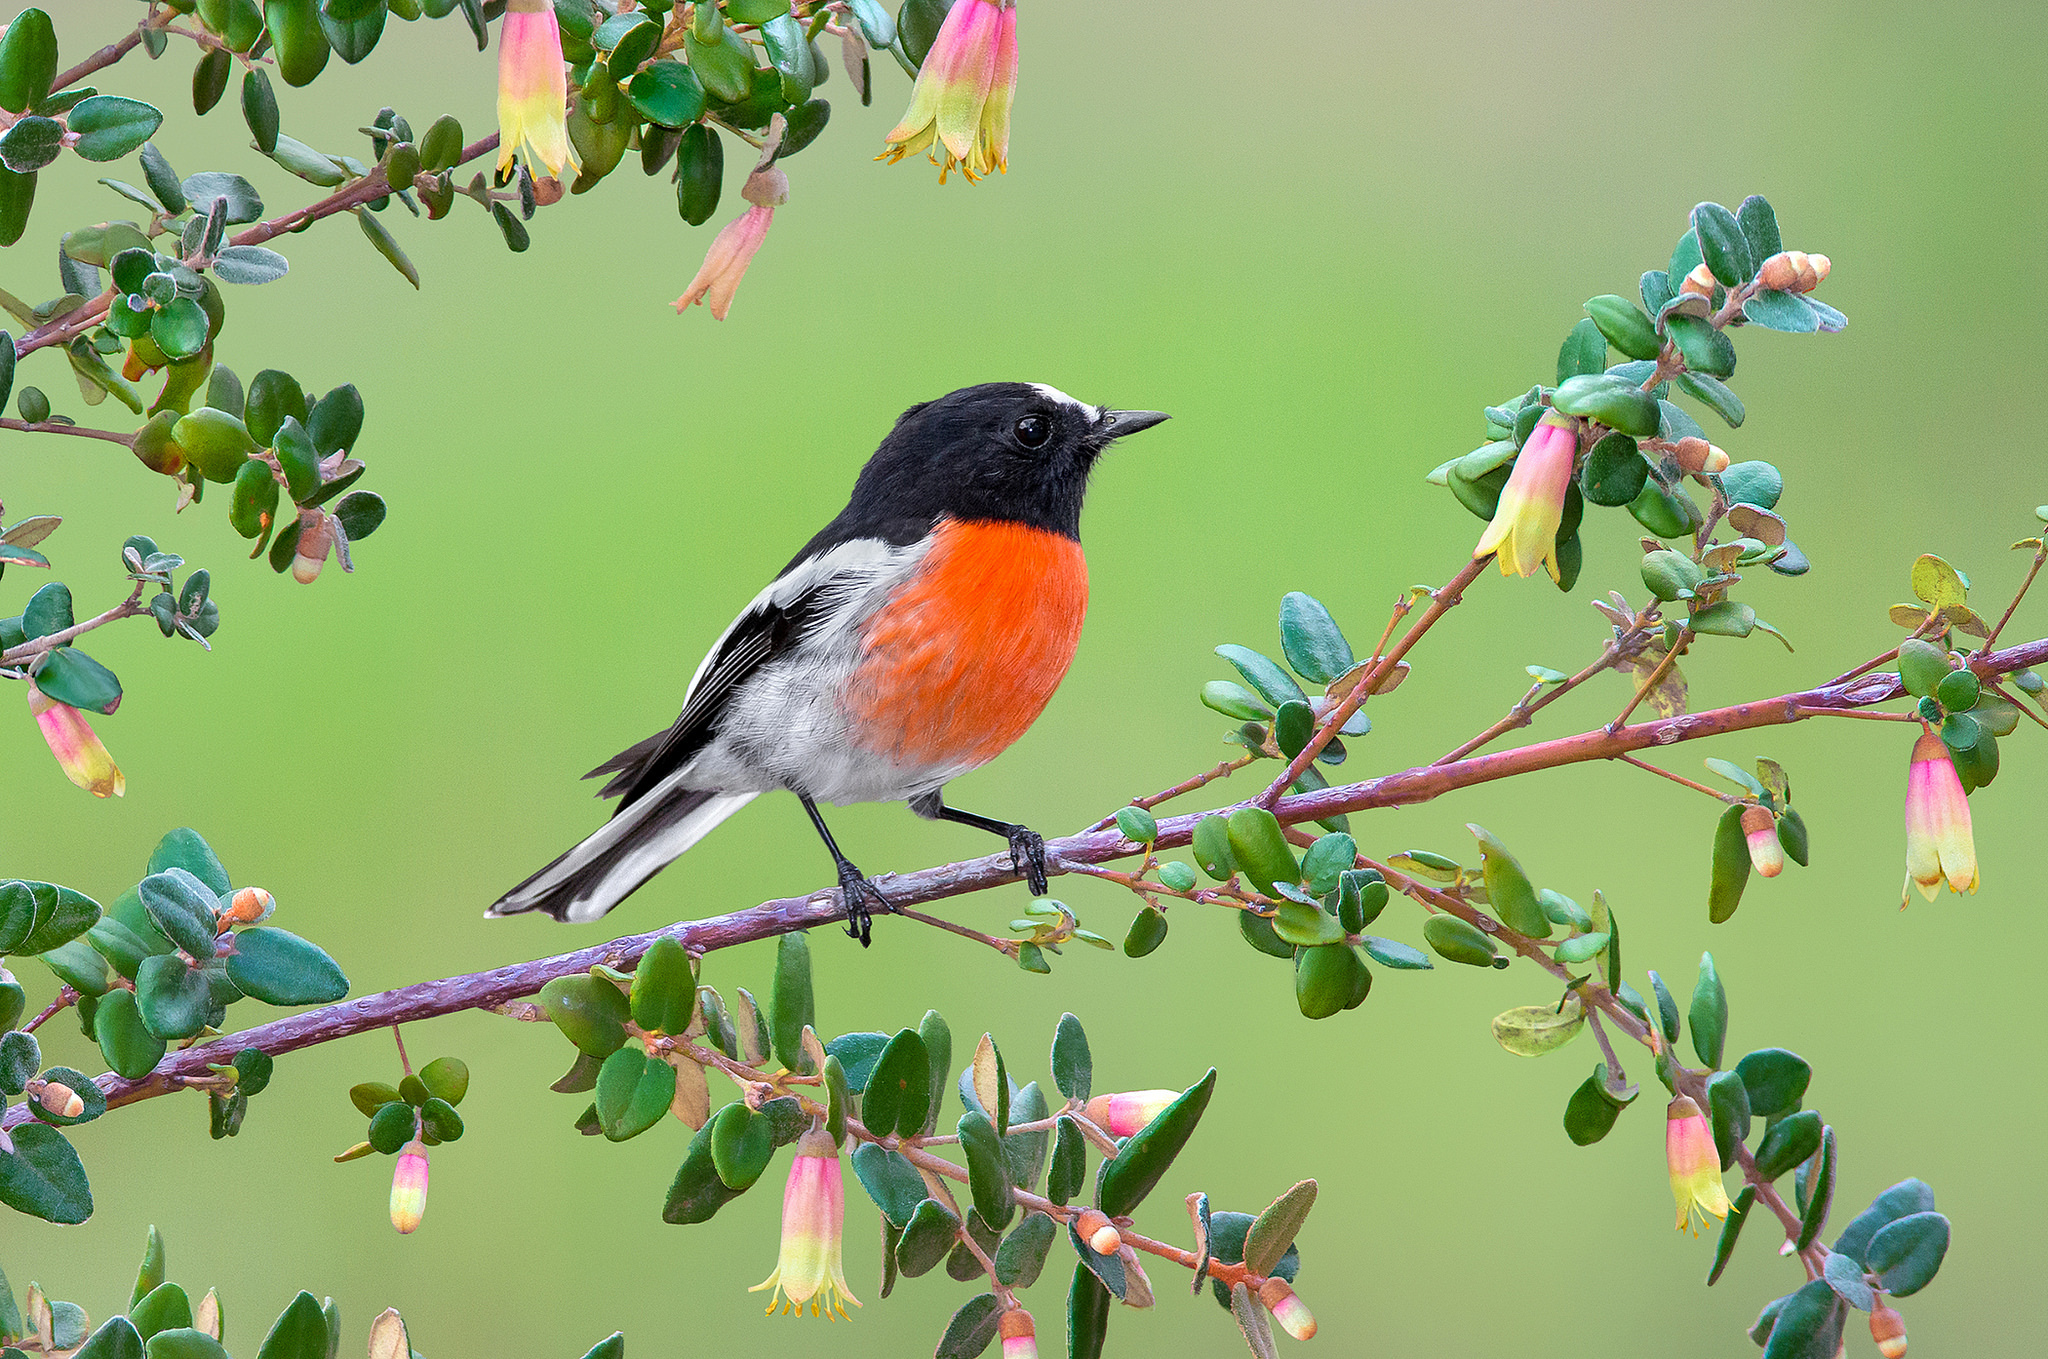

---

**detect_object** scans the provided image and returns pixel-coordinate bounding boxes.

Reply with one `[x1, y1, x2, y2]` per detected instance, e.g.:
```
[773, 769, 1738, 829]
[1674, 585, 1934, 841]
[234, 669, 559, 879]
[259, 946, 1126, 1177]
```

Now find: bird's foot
[1007, 826, 1049, 895]
[837, 862, 889, 947]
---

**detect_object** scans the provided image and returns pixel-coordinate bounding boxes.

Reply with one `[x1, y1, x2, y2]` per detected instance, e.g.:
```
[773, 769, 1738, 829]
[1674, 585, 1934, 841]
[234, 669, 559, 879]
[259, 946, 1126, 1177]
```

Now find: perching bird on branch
[486, 383, 1168, 944]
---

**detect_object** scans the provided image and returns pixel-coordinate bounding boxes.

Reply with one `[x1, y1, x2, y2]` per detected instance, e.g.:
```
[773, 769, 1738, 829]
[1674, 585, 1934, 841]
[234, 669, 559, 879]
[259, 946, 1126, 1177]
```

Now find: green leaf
[594, 1047, 675, 1141]
[181, 171, 263, 224]
[1579, 431, 1647, 506]
[1040, 1012, 1091, 1104]
[1003, 1080, 1050, 1190]
[1225, 807, 1298, 896]
[1584, 294, 1661, 362]
[849, 1143, 925, 1227]
[934, 1293, 1003, 1359]
[628, 60, 706, 128]
[0, 9, 58, 113]
[1214, 644, 1307, 708]
[265, 0, 332, 85]
[0, 1028, 37, 1091]
[895, 1196, 959, 1277]
[958, 1108, 1013, 1230]
[0, 115, 60, 172]
[1735, 1048, 1810, 1119]
[1550, 373, 1659, 438]
[708, 1100, 772, 1190]
[1866, 1211, 1948, 1296]
[1707, 1070, 1750, 1171]
[144, 1329, 229, 1359]
[1835, 1180, 1935, 1267]
[1067, 1262, 1111, 1359]
[1556, 317, 1607, 385]
[210, 245, 288, 286]
[1491, 997, 1585, 1056]
[1466, 824, 1549, 938]
[0, 1122, 92, 1223]
[225, 927, 347, 1005]
[1245, 1179, 1315, 1275]
[1736, 195, 1781, 263]
[1708, 804, 1750, 924]
[69, 97, 165, 162]
[856, 1028, 927, 1139]
[576, 1337, 624, 1359]
[629, 936, 695, 1035]
[137, 869, 219, 958]
[1757, 1280, 1844, 1359]
[150, 297, 208, 361]
[1046, 1115, 1085, 1206]
[74, 1316, 144, 1359]
[1707, 1186, 1756, 1286]
[132, 1222, 167, 1309]
[333, 490, 385, 541]
[1795, 1124, 1835, 1251]
[1675, 371, 1744, 428]
[16, 883, 99, 954]
[148, 828, 231, 895]
[357, 206, 419, 287]
[1276, 592, 1353, 684]
[994, 1210, 1056, 1288]
[1743, 289, 1821, 333]
[253, 1292, 325, 1359]
[1294, 941, 1370, 1017]
[1097, 1068, 1216, 1218]
[131, 1285, 194, 1343]
[1753, 1110, 1823, 1181]
[538, 973, 629, 1057]
[38, 939, 109, 996]
[1562, 1063, 1635, 1146]
[770, 931, 813, 1071]
[134, 954, 213, 1039]
[1688, 952, 1728, 1068]
[1691, 202, 1753, 285]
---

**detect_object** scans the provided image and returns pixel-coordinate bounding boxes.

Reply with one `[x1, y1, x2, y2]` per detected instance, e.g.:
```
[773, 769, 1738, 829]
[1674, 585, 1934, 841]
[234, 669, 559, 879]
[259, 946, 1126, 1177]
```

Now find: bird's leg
[799, 794, 886, 947]
[910, 793, 1049, 895]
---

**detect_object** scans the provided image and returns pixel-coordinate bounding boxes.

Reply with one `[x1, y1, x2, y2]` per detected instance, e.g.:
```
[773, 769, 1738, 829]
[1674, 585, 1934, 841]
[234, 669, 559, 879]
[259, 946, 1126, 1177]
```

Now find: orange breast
[843, 519, 1088, 771]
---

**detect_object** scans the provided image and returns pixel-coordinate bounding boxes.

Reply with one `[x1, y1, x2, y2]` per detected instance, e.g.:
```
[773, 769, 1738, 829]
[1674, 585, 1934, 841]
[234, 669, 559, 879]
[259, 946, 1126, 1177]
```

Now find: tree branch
[8, 631, 2044, 1133]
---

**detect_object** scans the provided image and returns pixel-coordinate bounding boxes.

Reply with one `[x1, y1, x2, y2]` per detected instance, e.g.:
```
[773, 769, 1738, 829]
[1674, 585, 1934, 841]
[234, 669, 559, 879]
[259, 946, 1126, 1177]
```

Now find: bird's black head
[825, 383, 1168, 547]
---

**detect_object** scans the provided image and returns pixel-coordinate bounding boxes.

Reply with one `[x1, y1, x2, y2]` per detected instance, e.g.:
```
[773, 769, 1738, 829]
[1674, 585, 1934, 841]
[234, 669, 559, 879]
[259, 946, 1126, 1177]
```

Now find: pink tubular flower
[1474, 412, 1579, 581]
[1903, 731, 1977, 904]
[1082, 1090, 1176, 1138]
[751, 1129, 861, 1319]
[879, 0, 1016, 182]
[28, 683, 124, 798]
[498, 0, 578, 182]
[675, 168, 786, 321]
[1741, 806, 1783, 878]
[1666, 1096, 1730, 1234]
[390, 1140, 429, 1234]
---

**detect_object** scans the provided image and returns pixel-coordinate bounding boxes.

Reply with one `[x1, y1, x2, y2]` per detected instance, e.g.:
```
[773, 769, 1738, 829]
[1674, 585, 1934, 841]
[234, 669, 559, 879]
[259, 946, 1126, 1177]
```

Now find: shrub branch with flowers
[1, 4, 2043, 1359]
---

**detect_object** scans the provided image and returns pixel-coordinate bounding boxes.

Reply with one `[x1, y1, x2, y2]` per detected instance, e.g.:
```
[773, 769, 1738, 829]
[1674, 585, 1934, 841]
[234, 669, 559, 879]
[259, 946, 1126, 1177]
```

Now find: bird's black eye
[1014, 414, 1051, 448]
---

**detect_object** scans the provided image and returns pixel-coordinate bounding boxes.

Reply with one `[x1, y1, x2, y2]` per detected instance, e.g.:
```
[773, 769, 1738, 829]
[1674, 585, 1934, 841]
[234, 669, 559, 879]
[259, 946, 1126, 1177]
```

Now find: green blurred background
[7, 1, 2045, 1354]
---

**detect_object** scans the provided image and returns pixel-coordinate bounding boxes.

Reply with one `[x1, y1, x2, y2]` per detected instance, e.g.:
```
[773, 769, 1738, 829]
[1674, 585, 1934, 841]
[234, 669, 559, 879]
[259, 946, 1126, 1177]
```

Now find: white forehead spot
[1028, 383, 1095, 418]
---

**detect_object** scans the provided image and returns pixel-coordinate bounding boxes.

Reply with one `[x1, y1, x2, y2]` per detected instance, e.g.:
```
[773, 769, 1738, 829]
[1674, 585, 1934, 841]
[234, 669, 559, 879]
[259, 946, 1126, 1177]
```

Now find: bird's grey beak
[1099, 409, 1170, 439]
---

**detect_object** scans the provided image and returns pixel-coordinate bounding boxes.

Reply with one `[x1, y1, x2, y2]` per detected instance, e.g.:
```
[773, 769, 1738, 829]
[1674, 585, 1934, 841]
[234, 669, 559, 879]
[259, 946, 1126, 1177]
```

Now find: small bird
[487, 383, 1168, 943]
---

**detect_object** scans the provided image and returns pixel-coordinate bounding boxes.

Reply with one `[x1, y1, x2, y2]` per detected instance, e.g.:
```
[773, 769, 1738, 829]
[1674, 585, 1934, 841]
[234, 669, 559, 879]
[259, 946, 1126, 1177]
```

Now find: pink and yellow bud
[1741, 806, 1783, 878]
[675, 175, 782, 322]
[390, 1140, 430, 1234]
[27, 684, 124, 798]
[1073, 1207, 1122, 1255]
[878, 0, 1016, 182]
[1903, 732, 1977, 905]
[35, 1081, 84, 1119]
[1870, 1302, 1907, 1358]
[1082, 1090, 1176, 1138]
[292, 510, 331, 585]
[999, 1309, 1037, 1359]
[497, 0, 578, 183]
[1757, 250, 1830, 294]
[751, 1128, 861, 1319]
[1258, 1279, 1316, 1341]
[1666, 1095, 1730, 1234]
[1669, 436, 1729, 476]
[1680, 262, 1717, 297]
[1473, 411, 1579, 582]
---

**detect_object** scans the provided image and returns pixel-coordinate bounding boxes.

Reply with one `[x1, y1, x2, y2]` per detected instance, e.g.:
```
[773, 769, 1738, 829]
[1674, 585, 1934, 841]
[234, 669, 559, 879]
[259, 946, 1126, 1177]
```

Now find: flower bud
[1073, 1208, 1121, 1255]
[1668, 436, 1730, 477]
[999, 1308, 1037, 1359]
[1870, 1302, 1907, 1358]
[27, 683, 125, 798]
[390, 1140, 430, 1234]
[1903, 731, 1977, 904]
[1680, 262, 1717, 297]
[292, 509, 332, 585]
[37, 1081, 84, 1119]
[1667, 1095, 1730, 1233]
[1741, 806, 1784, 878]
[1082, 1090, 1178, 1138]
[222, 886, 276, 926]
[1757, 250, 1828, 294]
[1259, 1279, 1317, 1341]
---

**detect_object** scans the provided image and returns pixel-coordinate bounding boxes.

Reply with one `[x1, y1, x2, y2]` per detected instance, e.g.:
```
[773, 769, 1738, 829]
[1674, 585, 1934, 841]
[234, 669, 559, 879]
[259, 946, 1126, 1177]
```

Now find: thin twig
[1614, 753, 1733, 801]
[0, 584, 149, 667]
[888, 904, 1018, 958]
[1436, 637, 1630, 764]
[0, 419, 136, 446]
[18, 987, 77, 1035]
[1084, 753, 1257, 833]
[1980, 543, 2046, 653]
[1608, 630, 1687, 731]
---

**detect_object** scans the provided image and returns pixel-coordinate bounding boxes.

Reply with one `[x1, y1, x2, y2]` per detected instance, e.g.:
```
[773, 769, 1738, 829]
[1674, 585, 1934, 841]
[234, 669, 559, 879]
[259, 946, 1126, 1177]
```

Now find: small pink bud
[999, 1308, 1037, 1359]
[222, 886, 275, 926]
[390, 1140, 430, 1234]
[1081, 1090, 1178, 1139]
[1741, 806, 1784, 877]
[1870, 1302, 1907, 1358]
[292, 510, 332, 585]
[1259, 1279, 1317, 1341]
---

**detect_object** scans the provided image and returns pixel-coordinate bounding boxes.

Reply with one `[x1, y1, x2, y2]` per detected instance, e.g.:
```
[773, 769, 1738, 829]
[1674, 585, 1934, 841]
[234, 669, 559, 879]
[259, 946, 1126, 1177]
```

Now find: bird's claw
[1008, 827, 1049, 895]
[837, 864, 887, 947]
